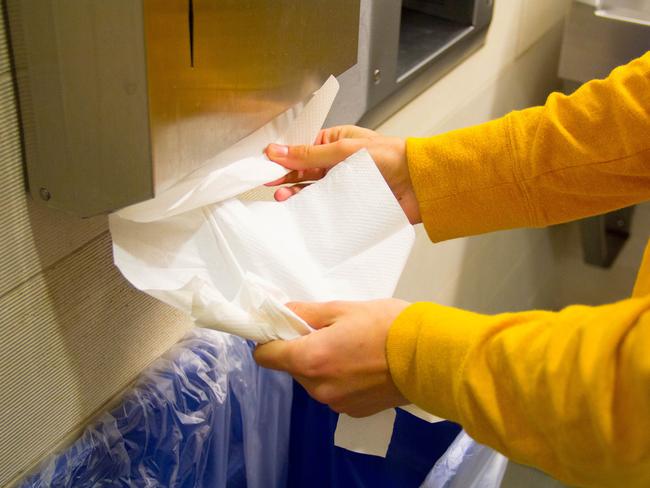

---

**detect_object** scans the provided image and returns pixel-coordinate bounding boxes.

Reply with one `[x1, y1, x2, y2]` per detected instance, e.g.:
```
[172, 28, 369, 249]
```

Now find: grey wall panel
[0, 24, 107, 297]
[0, 13, 194, 487]
[0, 233, 193, 486]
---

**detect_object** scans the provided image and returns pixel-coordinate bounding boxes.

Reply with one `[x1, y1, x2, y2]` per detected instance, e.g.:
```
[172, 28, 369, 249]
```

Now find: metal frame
[6, 0, 360, 216]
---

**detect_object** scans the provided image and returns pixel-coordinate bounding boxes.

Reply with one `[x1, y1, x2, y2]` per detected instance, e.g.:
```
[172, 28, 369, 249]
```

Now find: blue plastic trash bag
[19, 328, 293, 488]
[287, 382, 463, 487]
[20, 326, 506, 488]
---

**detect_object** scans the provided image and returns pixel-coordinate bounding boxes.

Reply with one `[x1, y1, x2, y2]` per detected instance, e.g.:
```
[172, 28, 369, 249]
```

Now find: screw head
[373, 68, 381, 84]
[39, 187, 51, 201]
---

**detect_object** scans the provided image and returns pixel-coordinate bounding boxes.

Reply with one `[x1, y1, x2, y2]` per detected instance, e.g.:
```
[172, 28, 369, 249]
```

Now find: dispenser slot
[189, 0, 195, 67]
[397, 5, 473, 81]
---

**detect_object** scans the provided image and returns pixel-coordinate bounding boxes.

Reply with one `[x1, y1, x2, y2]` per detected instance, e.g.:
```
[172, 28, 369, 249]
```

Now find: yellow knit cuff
[405, 116, 533, 242]
[386, 302, 491, 421]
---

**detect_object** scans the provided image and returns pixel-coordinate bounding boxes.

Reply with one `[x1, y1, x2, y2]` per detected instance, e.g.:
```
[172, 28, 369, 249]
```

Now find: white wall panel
[517, 0, 571, 56]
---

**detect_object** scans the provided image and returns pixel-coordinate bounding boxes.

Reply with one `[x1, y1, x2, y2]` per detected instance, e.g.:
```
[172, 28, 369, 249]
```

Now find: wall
[382, 0, 571, 315]
[382, 0, 649, 315]
[380, 0, 649, 485]
[0, 8, 193, 486]
[2, 0, 648, 486]
[549, 206, 650, 307]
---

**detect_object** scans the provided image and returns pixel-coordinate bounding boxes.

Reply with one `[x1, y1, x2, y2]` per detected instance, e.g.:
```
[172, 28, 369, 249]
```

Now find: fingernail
[275, 187, 292, 201]
[267, 144, 289, 158]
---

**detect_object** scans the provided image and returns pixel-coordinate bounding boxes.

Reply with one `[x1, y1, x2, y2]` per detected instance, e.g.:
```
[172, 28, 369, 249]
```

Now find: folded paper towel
[116, 76, 341, 223]
[110, 149, 414, 342]
[110, 76, 437, 458]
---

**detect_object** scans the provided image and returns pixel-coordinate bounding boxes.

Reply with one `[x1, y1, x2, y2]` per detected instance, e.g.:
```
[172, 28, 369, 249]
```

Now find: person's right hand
[264, 125, 422, 224]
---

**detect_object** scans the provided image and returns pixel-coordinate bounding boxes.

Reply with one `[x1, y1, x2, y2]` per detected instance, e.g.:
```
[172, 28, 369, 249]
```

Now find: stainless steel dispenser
[6, 1, 360, 216]
[327, 0, 494, 128]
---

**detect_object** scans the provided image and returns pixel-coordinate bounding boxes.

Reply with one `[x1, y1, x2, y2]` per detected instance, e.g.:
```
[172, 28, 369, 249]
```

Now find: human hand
[253, 299, 410, 417]
[264, 125, 422, 224]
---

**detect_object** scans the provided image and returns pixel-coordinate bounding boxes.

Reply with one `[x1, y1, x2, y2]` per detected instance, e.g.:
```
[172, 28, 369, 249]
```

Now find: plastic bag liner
[421, 431, 508, 488]
[19, 327, 506, 488]
[287, 383, 463, 487]
[19, 328, 293, 488]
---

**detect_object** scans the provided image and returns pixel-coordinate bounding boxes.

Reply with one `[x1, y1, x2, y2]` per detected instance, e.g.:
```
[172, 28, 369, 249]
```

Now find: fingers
[264, 168, 327, 187]
[317, 125, 378, 144]
[286, 301, 346, 329]
[265, 138, 368, 171]
[274, 184, 309, 201]
[253, 339, 297, 372]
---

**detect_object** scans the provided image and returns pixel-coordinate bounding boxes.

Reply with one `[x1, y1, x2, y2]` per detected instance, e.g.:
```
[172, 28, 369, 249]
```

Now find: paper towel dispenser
[326, 0, 494, 128]
[6, 0, 360, 216]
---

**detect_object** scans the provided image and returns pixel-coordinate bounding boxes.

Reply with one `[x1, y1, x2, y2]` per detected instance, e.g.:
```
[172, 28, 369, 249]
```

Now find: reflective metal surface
[7, 0, 359, 215]
[144, 0, 359, 192]
[560, 1, 650, 83]
[596, 0, 650, 26]
[328, 0, 493, 129]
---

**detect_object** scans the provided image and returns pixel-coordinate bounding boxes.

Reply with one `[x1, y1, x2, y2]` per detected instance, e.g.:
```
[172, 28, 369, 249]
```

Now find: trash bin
[19, 329, 504, 488]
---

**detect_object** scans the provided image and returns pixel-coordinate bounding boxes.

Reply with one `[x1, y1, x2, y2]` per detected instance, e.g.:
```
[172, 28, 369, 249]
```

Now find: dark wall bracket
[580, 207, 635, 268]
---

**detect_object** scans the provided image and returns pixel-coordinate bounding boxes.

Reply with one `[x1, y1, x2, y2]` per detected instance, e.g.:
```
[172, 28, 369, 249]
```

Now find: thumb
[254, 339, 298, 372]
[265, 139, 367, 171]
[286, 301, 343, 330]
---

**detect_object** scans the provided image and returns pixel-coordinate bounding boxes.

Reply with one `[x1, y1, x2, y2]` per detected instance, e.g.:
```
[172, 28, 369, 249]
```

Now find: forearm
[386, 298, 650, 487]
[407, 51, 650, 242]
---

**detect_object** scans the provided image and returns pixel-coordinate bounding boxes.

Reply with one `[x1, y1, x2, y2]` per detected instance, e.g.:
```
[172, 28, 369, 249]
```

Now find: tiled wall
[0, 8, 193, 486]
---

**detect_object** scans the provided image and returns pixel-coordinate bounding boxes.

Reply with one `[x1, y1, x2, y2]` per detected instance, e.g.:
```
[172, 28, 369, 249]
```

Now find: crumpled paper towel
[110, 148, 414, 342]
[110, 76, 439, 458]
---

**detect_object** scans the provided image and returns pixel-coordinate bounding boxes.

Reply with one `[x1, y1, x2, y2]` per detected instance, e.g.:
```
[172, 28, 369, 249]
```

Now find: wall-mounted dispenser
[6, 1, 360, 216]
[7, 0, 491, 217]
[327, 0, 494, 128]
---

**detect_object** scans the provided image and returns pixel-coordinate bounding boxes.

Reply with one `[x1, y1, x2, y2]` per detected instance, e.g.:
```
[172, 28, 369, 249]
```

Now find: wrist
[386, 302, 491, 421]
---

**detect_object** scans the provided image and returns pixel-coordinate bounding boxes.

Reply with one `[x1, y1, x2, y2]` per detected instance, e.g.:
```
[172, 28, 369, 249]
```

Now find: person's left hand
[254, 299, 410, 417]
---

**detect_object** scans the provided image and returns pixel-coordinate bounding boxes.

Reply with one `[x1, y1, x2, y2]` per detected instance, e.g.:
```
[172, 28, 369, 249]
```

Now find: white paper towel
[110, 149, 414, 342]
[109, 76, 436, 458]
[116, 76, 341, 223]
[334, 410, 397, 458]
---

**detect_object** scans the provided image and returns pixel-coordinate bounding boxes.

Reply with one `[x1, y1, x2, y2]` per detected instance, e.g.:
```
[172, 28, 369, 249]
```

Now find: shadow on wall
[3, 161, 193, 485]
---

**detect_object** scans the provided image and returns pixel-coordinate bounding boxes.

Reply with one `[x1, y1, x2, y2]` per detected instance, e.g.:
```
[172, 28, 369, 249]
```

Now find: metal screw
[373, 68, 381, 85]
[617, 219, 625, 228]
[39, 187, 51, 201]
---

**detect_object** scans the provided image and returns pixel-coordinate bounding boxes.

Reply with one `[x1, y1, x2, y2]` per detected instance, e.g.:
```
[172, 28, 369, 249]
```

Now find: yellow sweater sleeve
[388, 300, 650, 487]
[406, 51, 650, 242]
[387, 52, 650, 487]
